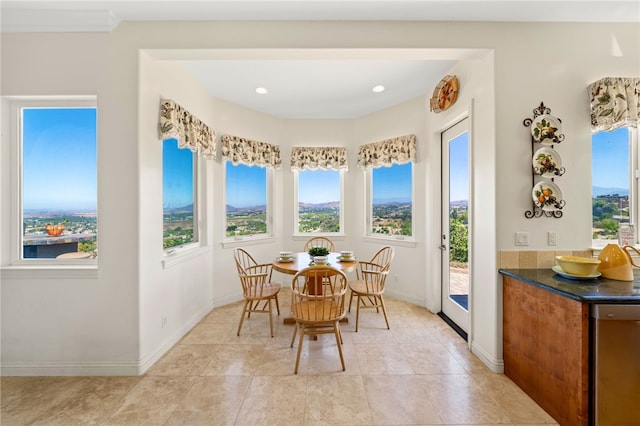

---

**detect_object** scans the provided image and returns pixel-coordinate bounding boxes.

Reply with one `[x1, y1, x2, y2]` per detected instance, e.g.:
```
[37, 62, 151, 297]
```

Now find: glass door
[441, 117, 470, 335]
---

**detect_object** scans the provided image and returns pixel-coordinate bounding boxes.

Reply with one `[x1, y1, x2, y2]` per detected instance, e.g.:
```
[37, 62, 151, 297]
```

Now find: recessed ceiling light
[372, 85, 385, 93]
[255, 87, 268, 95]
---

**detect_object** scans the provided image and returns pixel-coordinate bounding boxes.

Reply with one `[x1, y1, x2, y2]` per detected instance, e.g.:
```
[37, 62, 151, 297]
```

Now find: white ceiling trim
[2, 1, 639, 33]
[2, 8, 120, 33]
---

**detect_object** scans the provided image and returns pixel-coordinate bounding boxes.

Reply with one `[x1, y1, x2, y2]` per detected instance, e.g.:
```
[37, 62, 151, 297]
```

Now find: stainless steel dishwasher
[591, 304, 640, 425]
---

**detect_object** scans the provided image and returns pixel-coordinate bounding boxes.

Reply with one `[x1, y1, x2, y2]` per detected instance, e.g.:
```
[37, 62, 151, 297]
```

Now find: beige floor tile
[234, 375, 308, 425]
[200, 344, 265, 376]
[425, 374, 512, 425]
[304, 375, 373, 425]
[363, 375, 443, 425]
[355, 343, 414, 375]
[146, 344, 216, 376]
[29, 377, 140, 425]
[164, 375, 252, 425]
[470, 373, 557, 424]
[102, 376, 196, 425]
[1, 377, 88, 425]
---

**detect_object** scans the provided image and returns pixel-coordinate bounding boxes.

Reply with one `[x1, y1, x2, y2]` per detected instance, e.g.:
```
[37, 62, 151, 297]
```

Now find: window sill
[162, 246, 209, 269]
[362, 235, 416, 248]
[292, 234, 345, 240]
[1, 264, 99, 280]
[221, 236, 276, 249]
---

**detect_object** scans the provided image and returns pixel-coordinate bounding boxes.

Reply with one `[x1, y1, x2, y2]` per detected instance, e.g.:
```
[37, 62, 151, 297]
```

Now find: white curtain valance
[357, 134, 416, 170]
[221, 134, 282, 168]
[290, 146, 348, 171]
[589, 77, 640, 132]
[158, 99, 216, 159]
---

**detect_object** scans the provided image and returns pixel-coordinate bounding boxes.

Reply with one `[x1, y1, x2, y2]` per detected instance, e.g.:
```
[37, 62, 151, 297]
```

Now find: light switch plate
[516, 232, 529, 246]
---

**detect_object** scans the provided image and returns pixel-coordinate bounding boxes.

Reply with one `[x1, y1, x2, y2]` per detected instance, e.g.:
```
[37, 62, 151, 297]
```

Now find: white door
[441, 117, 470, 335]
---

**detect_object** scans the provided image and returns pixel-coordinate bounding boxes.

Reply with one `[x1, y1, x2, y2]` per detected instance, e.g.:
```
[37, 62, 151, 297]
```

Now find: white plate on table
[552, 265, 601, 280]
[336, 256, 356, 262]
[276, 257, 295, 263]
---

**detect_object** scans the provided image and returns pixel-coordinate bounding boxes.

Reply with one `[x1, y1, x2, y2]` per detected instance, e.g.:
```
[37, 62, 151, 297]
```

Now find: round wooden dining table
[272, 252, 358, 276]
[273, 252, 358, 324]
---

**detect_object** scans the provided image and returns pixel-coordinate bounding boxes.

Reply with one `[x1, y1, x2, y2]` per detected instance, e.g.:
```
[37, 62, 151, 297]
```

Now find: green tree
[449, 218, 468, 263]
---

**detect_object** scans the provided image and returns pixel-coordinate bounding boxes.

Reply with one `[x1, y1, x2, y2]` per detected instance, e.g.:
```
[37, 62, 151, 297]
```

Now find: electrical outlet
[548, 232, 557, 246]
[161, 316, 167, 328]
[516, 232, 529, 246]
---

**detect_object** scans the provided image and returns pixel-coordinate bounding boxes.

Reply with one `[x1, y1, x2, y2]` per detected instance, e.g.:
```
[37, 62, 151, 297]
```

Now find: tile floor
[1, 289, 558, 425]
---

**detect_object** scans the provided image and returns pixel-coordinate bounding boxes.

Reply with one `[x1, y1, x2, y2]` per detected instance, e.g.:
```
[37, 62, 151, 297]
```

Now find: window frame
[161, 138, 200, 255]
[293, 168, 345, 237]
[6, 96, 98, 267]
[365, 161, 415, 243]
[222, 160, 274, 244]
[591, 126, 639, 248]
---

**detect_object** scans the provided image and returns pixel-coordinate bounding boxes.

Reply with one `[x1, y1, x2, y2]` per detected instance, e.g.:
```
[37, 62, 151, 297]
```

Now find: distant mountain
[593, 186, 629, 197]
[450, 200, 468, 207]
[164, 204, 193, 213]
[226, 204, 267, 212]
[372, 198, 411, 205]
[299, 201, 340, 209]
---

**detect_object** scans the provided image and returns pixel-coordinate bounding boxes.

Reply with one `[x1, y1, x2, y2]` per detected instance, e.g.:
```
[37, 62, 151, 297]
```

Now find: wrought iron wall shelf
[523, 102, 565, 218]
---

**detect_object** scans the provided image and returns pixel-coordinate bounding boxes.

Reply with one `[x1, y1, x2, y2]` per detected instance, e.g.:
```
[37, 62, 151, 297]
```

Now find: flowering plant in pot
[308, 246, 330, 264]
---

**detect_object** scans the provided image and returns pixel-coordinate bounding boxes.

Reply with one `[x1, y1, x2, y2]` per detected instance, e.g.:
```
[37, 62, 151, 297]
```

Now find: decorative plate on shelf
[532, 181, 563, 211]
[532, 147, 562, 177]
[531, 114, 562, 144]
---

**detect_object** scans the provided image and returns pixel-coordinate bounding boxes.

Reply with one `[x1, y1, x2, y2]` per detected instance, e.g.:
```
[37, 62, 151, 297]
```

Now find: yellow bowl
[555, 255, 601, 276]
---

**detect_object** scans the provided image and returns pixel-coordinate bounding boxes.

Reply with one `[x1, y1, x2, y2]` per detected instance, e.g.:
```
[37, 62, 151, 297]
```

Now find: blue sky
[372, 163, 412, 203]
[592, 127, 629, 189]
[226, 163, 267, 207]
[449, 132, 469, 202]
[22, 108, 97, 211]
[163, 139, 194, 209]
[299, 169, 340, 204]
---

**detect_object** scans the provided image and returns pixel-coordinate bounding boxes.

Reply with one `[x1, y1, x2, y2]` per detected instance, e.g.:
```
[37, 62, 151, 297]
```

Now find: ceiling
[3, 1, 638, 119]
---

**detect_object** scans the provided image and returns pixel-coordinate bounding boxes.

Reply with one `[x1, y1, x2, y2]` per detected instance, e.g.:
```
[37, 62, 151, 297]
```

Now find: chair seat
[245, 282, 281, 299]
[291, 300, 343, 323]
[349, 279, 383, 295]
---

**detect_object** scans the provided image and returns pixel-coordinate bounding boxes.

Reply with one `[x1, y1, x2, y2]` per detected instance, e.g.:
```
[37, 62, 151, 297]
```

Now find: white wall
[1, 33, 141, 374]
[2, 21, 638, 376]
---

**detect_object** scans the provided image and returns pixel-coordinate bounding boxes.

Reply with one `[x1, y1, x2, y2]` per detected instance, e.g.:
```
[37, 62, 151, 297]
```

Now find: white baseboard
[470, 340, 504, 373]
[0, 361, 140, 376]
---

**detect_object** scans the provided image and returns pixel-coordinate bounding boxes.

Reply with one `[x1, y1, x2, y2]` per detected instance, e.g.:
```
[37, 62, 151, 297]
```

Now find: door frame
[439, 115, 473, 340]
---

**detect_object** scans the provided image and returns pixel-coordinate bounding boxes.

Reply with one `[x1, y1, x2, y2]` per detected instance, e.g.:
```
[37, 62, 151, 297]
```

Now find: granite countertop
[499, 268, 640, 303]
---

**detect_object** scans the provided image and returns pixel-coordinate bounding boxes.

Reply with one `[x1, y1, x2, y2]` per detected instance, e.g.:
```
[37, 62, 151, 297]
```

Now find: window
[592, 127, 637, 245]
[225, 162, 270, 238]
[295, 169, 343, 234]
[368, 162, 413, 237]
[163, 138, 198, 250]
[15, 99, 98, 261]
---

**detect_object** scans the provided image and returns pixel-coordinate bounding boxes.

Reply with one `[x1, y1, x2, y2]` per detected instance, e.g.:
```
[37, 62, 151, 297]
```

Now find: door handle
[440, 234, 447, 251]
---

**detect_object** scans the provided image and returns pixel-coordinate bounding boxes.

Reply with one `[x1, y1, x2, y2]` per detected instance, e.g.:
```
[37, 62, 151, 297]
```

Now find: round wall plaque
[429, 75, 459, 113]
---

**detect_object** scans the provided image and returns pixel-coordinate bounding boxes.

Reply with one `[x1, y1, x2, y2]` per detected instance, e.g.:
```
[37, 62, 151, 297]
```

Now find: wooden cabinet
[503, 275, 589, 425]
